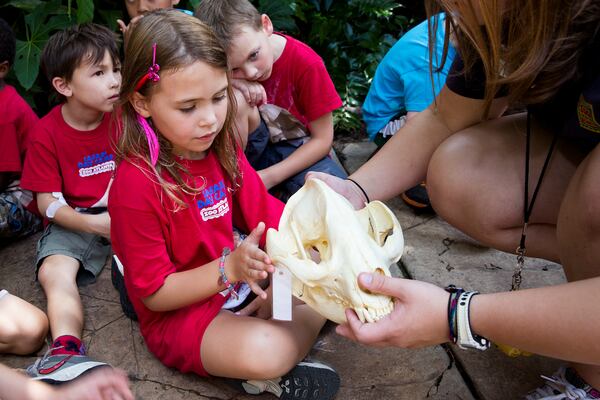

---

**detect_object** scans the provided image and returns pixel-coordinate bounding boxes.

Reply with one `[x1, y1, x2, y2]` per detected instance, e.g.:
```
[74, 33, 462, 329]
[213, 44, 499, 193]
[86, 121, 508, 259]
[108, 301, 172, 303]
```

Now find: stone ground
[0, 140, 566, 399]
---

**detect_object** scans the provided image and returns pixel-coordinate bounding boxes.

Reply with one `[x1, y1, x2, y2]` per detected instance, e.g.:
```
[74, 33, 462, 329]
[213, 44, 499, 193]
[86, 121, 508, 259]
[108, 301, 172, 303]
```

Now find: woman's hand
[228, 222, 274, 299]
[336, 272, 450, 348]
[305, 173, 367, 209]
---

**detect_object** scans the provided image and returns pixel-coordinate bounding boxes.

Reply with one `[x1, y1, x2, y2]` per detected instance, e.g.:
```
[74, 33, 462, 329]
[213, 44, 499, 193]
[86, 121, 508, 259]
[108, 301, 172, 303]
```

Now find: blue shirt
[362, 14, 456, 140]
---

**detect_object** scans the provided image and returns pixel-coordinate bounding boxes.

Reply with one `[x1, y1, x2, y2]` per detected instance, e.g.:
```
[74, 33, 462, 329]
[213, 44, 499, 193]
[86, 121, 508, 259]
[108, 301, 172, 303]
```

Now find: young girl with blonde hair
[108, 9, 339, 400]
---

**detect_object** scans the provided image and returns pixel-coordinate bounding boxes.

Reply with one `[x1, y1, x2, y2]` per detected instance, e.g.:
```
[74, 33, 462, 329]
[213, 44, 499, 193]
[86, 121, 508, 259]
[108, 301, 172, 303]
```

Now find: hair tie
[135, 43, 160, 92]
[137, 113, 160, 166]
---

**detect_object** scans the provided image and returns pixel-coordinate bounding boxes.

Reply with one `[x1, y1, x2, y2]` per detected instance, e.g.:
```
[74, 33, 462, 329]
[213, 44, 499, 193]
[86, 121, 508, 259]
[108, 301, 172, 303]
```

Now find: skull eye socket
[306, 241, 328, 263]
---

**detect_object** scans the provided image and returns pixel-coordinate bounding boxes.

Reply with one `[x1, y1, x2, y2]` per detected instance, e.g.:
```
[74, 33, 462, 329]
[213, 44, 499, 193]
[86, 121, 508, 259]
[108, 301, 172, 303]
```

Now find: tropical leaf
[76, 0, 94, 23]
[5, 0, 43, 12]
[14, 38, 42, 89]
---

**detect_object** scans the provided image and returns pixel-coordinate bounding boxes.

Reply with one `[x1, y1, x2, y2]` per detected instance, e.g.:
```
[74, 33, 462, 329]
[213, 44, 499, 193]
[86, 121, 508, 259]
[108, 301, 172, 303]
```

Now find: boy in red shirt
[20, 23, 121, 383]
[0, 17, 41, 240]
[195, 0, 347, 200]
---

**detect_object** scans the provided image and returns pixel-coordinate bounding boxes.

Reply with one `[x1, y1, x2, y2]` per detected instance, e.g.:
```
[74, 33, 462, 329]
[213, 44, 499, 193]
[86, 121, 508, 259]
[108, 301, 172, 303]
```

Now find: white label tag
[271, 266, 292, 321]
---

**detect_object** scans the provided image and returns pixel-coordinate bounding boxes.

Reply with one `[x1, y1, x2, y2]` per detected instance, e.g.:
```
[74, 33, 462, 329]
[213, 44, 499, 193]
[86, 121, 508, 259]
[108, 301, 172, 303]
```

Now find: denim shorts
[36, 223, 111, 286]
[245, 117, 347, 199]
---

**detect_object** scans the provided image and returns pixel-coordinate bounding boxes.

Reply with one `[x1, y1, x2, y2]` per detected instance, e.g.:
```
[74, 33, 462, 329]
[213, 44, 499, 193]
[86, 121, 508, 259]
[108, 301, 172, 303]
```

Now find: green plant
[250, 0, 412, 137]
[3, 0, 417, 135]
[2, 0, 122, 110]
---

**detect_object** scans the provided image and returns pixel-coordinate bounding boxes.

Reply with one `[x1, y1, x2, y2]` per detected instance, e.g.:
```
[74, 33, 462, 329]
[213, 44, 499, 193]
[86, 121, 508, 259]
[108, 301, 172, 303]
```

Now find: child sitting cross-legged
[108, 9, 340, 400]
[20, 23, 121, 383]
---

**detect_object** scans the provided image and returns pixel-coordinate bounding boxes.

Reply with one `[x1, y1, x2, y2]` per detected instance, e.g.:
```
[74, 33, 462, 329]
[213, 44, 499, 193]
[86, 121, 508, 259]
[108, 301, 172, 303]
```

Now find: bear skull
[266, 178, 404, 324]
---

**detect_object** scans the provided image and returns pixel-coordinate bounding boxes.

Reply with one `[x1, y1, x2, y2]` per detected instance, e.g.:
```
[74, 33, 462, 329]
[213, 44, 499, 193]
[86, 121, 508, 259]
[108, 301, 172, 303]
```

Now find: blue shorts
[245, 118, 347, 200]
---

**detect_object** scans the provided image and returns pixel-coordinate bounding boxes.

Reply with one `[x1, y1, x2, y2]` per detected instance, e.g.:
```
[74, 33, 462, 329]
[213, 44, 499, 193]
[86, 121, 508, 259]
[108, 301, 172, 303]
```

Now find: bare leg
[0, 293, 48, 354]
[556, 144, 600, 386]
[428, 113, 585, 262]
[427, 112, 599, 387]
[233, 89, 261, 151]
[201, 304, 326, 379]
[37, 255, 83, 340]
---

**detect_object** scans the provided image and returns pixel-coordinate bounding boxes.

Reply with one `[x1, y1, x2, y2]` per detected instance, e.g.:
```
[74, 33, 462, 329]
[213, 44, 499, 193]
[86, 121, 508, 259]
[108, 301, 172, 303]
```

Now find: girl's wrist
[223, 248, 239, 283]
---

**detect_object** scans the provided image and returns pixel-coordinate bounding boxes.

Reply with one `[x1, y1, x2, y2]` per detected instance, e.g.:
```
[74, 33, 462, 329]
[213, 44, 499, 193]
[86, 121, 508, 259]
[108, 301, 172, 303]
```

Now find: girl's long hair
[117, 9, 240, 206]
[426, 0, 600, 116]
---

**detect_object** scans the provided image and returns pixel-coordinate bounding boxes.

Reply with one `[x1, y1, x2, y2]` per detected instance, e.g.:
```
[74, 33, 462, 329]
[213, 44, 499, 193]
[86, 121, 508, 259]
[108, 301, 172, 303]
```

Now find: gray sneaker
[239, 360, 340, 399]
[525, 367, 600, 399]
[26, 348, 109, 383]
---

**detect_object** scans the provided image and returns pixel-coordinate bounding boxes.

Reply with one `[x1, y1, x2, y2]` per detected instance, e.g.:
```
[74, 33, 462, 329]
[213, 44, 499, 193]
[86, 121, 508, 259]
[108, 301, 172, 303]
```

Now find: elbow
[141, 294, 165, 312]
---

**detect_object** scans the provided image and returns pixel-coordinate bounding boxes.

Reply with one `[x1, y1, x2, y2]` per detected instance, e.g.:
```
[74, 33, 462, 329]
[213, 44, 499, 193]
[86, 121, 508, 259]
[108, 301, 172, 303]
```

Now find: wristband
[456, 291, 490, 351]
[445, 285, 464, 344]
[45, 199, 67, 219]
[217, 247, 238, 300]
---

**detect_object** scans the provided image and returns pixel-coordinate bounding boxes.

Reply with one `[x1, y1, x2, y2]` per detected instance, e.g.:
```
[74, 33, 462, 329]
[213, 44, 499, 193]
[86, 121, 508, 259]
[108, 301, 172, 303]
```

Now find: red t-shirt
[20, 105, 116, 209]
[108, 150, 284, 375]
[0, 85, 38, 173]
[262, 34, 342, 128]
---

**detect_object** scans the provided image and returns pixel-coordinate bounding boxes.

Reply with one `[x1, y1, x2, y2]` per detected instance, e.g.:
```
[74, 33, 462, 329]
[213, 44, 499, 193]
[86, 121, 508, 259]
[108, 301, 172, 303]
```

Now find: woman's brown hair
[426, 0, 600, 114]
[117, 9, 240, 206]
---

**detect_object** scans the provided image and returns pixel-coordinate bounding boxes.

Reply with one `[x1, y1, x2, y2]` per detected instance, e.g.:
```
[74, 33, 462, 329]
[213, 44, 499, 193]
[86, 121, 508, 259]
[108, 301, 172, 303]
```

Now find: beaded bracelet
[218, 247, 238, 300]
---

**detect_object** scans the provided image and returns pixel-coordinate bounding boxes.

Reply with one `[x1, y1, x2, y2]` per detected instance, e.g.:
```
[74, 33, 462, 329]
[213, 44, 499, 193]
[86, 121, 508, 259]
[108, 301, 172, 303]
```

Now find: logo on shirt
[577, 95, 600, 134]
[197, 180, 229, 221]
[78, 152, 116, 177]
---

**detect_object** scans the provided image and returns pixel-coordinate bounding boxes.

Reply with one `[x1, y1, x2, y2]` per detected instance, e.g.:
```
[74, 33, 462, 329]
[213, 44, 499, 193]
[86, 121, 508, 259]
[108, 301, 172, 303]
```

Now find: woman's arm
[351, 86, 506, 202]
[337, 273, 600, 365]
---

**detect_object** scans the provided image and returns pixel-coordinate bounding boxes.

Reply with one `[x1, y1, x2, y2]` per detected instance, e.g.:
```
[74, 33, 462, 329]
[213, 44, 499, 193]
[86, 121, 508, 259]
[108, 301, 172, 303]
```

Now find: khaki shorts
[36, 223, 111, 286]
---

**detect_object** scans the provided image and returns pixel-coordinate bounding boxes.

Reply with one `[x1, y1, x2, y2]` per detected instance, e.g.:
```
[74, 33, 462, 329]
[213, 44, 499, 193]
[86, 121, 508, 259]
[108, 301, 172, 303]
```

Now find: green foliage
[251, 0, 413, 136]
[1, 0, 123, 109]
[3, 0, 417, 136]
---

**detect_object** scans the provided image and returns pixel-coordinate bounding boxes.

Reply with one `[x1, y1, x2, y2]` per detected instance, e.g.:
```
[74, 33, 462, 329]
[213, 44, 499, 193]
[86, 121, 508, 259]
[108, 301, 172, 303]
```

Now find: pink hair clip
[134, 43, 160, 92]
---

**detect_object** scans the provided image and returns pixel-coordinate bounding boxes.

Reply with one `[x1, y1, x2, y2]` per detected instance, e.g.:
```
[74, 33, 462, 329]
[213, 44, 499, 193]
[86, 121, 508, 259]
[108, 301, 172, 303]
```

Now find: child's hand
[232, 79, 267, 107]
[51, 367, 133, 400]
[228, 222, 274, 299]
[237, 284, 272, 319]
[117, 15, 143, 41]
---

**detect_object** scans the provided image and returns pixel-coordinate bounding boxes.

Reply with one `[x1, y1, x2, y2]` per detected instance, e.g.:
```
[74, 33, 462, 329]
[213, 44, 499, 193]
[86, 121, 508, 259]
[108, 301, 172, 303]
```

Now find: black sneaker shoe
[231, 360, 340, 399]
[400, 181, 433, 212]
[111, 255, 138, 321]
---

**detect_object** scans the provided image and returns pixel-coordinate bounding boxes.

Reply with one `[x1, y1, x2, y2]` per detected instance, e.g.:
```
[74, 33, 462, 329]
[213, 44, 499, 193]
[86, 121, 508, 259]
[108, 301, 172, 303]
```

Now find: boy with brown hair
[20, 22, 121, 383]
[195, 0, 347, 200]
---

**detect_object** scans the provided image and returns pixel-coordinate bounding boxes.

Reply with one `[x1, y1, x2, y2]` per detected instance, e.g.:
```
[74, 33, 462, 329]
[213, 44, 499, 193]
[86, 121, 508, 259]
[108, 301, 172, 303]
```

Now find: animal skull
[266, 179, 404, 324]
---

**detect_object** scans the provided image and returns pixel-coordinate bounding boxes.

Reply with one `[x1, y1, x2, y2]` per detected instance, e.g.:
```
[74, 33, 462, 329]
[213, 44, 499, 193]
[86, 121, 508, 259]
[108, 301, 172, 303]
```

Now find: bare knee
[427, 133, 480, 220]
[427, 132, 516, 244]
[0, 303, 48, 355]
[37, 256, 77, 289]
[239, 327, 299, 379]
